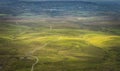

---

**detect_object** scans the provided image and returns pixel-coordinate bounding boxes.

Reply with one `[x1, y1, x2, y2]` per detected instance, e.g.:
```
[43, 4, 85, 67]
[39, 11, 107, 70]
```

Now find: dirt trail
[30, 56, 39, 71]
[29, 43, 49, 71]
[29, 38, 60, 71]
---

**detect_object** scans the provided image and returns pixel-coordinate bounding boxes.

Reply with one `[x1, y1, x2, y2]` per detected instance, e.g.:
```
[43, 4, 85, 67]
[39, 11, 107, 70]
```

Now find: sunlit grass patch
[83, 34, 120, 48]
[31, 36, 106, 64]
[104, 36, 120, 47]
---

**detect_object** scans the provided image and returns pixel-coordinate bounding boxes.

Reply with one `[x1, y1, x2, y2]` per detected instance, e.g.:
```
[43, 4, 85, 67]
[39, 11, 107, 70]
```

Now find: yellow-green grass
[0, 27, 120, 71]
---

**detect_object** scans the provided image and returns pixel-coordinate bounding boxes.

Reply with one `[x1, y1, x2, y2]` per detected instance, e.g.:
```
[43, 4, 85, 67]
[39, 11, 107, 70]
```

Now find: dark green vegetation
[0, 21, 120, 71]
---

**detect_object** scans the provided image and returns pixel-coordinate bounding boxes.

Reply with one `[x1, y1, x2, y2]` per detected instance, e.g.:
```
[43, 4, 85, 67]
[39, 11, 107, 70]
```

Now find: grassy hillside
[0, 21, 120, 71]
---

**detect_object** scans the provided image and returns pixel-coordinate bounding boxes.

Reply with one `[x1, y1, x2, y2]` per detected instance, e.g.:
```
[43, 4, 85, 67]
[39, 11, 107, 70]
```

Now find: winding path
[30, 56, 39, 71]
[15, 21, 55, 71]
[29, 43, 49, 71]
[29, 38, 60, 71]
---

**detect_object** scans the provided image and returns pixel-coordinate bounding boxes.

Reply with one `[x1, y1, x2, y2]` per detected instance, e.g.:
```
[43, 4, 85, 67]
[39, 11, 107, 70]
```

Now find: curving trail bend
[30, 56, 39, 71]
[28, 36, 60, 71]
[29, 43, 49, 71]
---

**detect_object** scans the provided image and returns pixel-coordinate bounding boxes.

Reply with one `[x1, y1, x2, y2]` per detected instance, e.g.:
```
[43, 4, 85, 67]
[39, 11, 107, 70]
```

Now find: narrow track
[30, 56, 39, 71]
[29, 38, 60, 71]
[29, 43, 49, 71]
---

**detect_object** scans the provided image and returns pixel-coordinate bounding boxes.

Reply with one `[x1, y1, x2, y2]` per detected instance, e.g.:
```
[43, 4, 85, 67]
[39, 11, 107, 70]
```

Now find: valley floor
[0, 21, 120, 71]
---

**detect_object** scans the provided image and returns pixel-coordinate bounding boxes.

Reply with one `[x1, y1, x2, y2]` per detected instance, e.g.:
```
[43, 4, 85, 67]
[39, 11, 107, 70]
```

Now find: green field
[0, 21, 120, 71]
